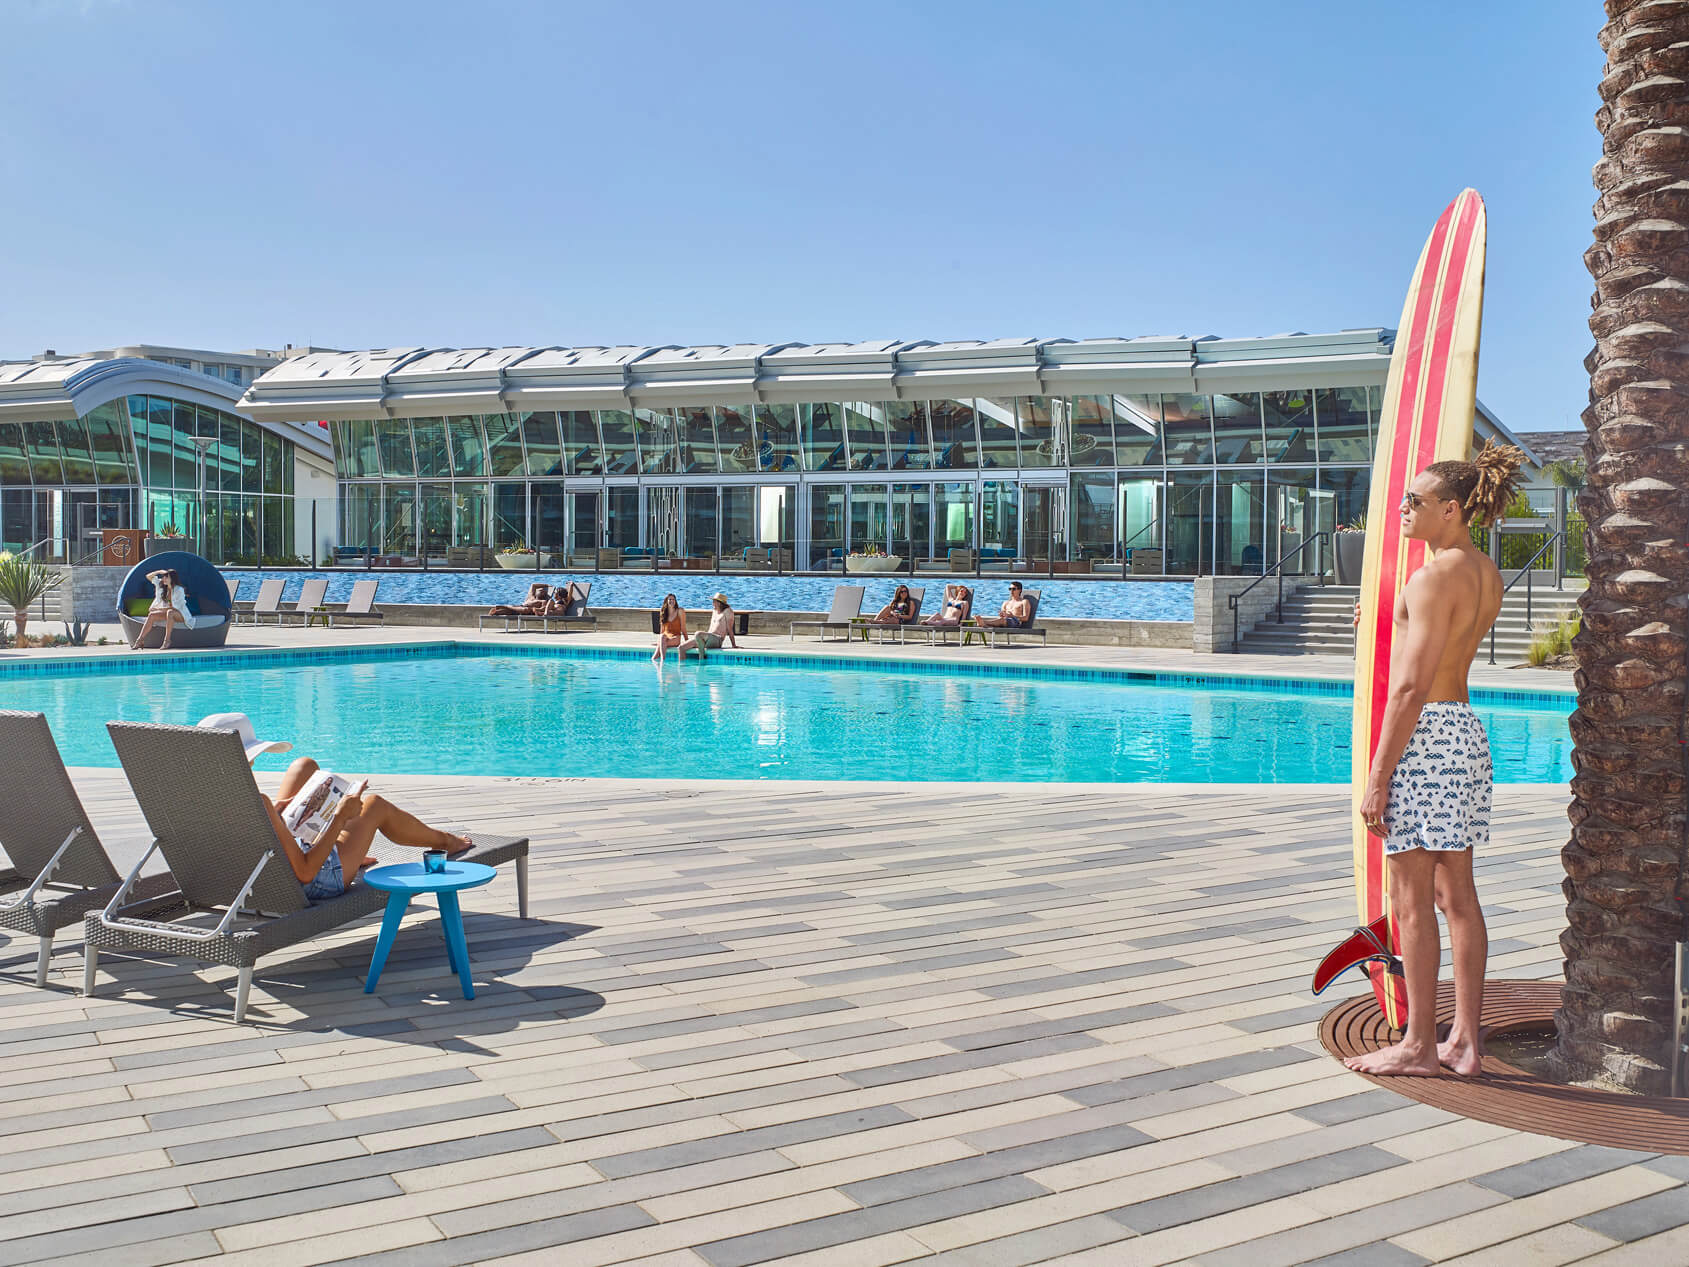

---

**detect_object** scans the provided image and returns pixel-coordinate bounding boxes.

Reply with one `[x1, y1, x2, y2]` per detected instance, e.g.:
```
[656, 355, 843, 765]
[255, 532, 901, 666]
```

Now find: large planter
[1334, 531, 1366, 585]
[495, 552, 540, 570]
[146, 536, 191, 557]
[844, 554, 905, 574]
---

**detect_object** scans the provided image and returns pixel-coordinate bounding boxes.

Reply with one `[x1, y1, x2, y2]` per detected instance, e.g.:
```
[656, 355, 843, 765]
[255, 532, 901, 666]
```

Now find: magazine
[279, 769, 367, 845]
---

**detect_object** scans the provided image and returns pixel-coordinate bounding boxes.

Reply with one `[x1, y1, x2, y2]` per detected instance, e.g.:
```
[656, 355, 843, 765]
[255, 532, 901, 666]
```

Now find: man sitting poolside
[974, 581, 1032, 629]
[487, 582, 550, 618]
[679, 592, 740, 660]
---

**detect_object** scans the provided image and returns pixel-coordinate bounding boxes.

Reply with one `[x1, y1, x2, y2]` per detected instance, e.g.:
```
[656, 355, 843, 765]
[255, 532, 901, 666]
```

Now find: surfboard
[1347, 188, 1487, 1030]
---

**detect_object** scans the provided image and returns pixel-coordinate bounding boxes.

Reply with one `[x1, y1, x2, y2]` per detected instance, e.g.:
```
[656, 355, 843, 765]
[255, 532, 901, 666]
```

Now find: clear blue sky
[2, 0, 1601, 431]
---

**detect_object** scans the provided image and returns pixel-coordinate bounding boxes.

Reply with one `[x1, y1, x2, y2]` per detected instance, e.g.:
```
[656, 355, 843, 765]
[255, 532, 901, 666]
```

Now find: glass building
[0, 357, 331, 562]
[237, 331, 1525, 575]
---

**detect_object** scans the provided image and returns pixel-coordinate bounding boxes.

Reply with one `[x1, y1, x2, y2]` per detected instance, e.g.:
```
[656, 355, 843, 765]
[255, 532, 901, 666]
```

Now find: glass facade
[326, 392, 1378, 574]
[0, 394, 298, 563]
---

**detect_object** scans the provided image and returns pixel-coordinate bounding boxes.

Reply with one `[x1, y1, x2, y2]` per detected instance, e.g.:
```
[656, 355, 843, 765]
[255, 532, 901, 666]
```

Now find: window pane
[1212, 392, 1264, 464]
[262, 430, 284, 495]
[376, 418, 417, 477]
[1119, 474, 1162, 562]
[721, 486, 756, 554]
[849, 484, 888, 551]
[599, 410, 639, 474]
[241, 416, 262, 492]
[886, 402, 932, 471]
[531, 480, 565, 556]
[381, 484, 416, 555]
[754, 404, 798, 471]
[23, 420, 63, 484]
[1268, 467, 1320, 573]
[1018, 397, 1056, 468]
[798, 402, 844, 471]
[1263, 389, 1314, 462]
[492, 482, 525, 549]
[981, 480, 1018, 557]
[890, 482, 929, 560]
[1071, 473, 1116, 563]
[57, 418, 97, 484]
[339, 419, 375, 478]
[88, 401, 136, 483]
[1216, 469, 1265, 574]
[1112, 394, 1161, 465]
[1315, 387, 1370, 463]
[172, 401, 197, 489]
[605, 486, 639, 548]
[1069, 396, 1115, 467]
[520, 411, 562, 476]
[1165, 470, 1212, 574]
[282, 433, 295, 494]
[684, 487, 718, 558]
[445, 416, 485, 477]
[453, 483, 487, 548]
[483, 413, 524, 477]
[220, 413, 243, 491]
[411, 417, 450, 478]
[975, 397, 1020, 469]
[0, 423, 30, 484]
[844, 402, 889, 471]
[1160, 394, 1213, 465]
[141, 397, 172, 487]
[809, 484, 845, 568]
[934, 482, 975, 554]
[928, 399, 978, 469]
[635, 407, 677, 475]
[678, 406, 719, 473]
[560, 411, 601, 475]
[715, 404, 755, 473]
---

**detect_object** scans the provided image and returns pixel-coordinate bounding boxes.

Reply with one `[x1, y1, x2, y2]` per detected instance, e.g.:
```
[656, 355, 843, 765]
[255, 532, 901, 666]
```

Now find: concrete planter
[844, 555, 905, 574]
[145, 537, 191, 557]
[1334, 531, 1365, 585]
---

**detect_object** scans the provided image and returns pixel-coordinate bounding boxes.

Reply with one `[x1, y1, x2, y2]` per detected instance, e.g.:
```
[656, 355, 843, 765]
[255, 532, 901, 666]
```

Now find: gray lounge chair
[0, 712, 174, 987]
[907, 585, 973, 646]
[520, 581, 598, 634]
[86, 722, 531, 1022]
[864, 586, 926, 645]
[985, 587, 1047, 647]
[240, 579, 285, 625]
[789, 586, 865, 641]
[278, 577, 330, 627]
[327, 579, 385, 627]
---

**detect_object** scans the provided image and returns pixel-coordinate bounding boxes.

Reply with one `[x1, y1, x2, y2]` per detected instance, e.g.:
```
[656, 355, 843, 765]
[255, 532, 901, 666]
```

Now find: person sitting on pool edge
[679, 592, 741, 660]
[869, 584, 916, 627]
[922, 583, 972, 627]
[653, 593, 687, 661]
[974, 581, 1032, 629]
[261, 755, 472, 902]
[487, 582, 551, 618]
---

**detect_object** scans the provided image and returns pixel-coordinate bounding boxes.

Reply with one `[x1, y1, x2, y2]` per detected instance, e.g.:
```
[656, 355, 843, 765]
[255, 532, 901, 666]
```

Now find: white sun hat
[195, 712, 293, 764]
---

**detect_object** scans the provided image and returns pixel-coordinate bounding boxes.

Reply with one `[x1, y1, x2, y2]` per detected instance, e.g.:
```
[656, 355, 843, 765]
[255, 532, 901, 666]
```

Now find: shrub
[1525, 611, 1580, 667]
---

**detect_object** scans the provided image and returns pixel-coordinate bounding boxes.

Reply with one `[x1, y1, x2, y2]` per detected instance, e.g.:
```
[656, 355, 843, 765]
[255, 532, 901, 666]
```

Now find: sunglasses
[1400, 492, 1449, 511]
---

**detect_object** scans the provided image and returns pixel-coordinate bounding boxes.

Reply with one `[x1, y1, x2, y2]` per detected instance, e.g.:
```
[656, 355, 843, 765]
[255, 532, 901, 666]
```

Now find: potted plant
[146, 518, 191, 556]
[1334, 514, 1366, 585]
[0, 551, 63, 647]
[494, 541, 540, 570]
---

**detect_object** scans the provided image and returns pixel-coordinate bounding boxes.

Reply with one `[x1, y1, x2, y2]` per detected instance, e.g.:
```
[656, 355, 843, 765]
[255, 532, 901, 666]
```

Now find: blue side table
[361, 860, 496, 999]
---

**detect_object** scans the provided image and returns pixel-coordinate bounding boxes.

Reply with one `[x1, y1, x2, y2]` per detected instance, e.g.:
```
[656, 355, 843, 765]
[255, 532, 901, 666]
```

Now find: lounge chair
[86, 722, 531, 1022]
[326, 579, 384, 627]
[521, 581, 598, 634]
[789, 586, 864, 641]
[0, 712, 175, 987]
[278, 577, 330, 627]
[907, 585, 973, 645]
[864, 586, 926, 645]
[239, 579, 285, 625]
[979, 587, 1047, 648]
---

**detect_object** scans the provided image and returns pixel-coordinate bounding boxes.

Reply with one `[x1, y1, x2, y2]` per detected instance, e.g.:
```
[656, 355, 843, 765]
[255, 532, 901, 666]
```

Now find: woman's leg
[131, 611, 160, 649]
[334, 793, 470, 875]
[160, 609, 181, 649]
[277, 757, 319, 800]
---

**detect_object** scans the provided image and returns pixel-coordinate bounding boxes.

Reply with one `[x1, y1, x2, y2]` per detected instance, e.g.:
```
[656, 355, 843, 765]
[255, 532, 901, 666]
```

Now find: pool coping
[0, 637, 1578, 708]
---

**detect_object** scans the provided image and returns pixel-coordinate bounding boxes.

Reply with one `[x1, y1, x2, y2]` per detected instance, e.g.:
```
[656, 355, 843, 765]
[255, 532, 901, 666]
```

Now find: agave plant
[0, 552, 62, 646]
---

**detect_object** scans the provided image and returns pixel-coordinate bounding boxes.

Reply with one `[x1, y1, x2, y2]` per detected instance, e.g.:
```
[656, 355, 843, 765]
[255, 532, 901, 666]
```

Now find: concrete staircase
[1236, 582, 1584, 662]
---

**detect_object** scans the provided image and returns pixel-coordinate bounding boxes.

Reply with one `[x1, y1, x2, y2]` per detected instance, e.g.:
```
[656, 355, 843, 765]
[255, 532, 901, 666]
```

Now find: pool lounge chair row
[0, 711, 528, 1022]
[239, 578, 386, 627]
[790, 585, 1047, 648]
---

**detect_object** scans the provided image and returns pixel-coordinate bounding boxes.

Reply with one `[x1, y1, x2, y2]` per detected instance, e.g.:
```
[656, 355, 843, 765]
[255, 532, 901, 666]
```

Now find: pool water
[2, 645, 1574, 784]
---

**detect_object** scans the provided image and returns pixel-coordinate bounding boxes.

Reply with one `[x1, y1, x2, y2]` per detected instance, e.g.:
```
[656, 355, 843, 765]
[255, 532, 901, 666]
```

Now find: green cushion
[125, 597, 152, 617]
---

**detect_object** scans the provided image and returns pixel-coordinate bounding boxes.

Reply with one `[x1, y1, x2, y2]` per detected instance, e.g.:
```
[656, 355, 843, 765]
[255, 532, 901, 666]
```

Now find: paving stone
[593, 1106, 914, 1178]
[1291, 1088, 1412, 1127]
[1576, 1186, 1689, 1242]
[1109, 1146, 1405, 1234]
[1473, 1144, 1661, 1198]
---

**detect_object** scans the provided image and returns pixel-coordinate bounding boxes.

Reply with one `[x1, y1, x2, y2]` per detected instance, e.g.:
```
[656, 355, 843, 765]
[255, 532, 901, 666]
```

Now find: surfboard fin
[1312, 915, 1403, 995]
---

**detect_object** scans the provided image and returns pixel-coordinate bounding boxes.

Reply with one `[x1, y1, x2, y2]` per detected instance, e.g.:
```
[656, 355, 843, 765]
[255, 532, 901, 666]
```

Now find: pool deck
[0, 632, 1643, 1267]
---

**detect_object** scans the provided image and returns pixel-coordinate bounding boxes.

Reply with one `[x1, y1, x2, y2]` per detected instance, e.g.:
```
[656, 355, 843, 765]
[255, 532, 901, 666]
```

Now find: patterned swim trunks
[1383, 701, 1493, 856]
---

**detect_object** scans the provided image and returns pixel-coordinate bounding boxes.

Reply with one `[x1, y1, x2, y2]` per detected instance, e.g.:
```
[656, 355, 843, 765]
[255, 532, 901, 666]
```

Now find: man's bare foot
[1437, 1035, 1484, 1077]
[1343, 1040, 1439, 1077]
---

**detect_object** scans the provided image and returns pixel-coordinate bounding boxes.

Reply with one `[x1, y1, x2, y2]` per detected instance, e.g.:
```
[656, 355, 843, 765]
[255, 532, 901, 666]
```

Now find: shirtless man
[1345, 441, 1523, 1078]
[679, 593, 740, 660]
[974, 581, 1032, 629]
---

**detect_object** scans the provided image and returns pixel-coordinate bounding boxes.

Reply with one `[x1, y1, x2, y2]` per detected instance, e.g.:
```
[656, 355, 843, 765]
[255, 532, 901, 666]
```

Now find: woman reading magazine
[260, 757, 471, 901]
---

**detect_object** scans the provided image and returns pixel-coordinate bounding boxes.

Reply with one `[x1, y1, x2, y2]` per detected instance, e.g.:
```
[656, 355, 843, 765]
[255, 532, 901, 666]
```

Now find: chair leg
[234, 966, 253, 1023]
[82, 944, 98, 997]
[35, 935, 52, 988]
[516, 854, 530, 919]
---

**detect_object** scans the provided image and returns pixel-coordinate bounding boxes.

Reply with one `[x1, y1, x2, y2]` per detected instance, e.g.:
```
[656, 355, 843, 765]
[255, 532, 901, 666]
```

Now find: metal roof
[238, 330, 1400, 422]
[0, 356, 332, 459]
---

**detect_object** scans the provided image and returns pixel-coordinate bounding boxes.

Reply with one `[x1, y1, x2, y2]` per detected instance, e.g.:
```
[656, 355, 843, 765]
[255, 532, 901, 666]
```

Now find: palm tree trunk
[1557, 0, 1689, 1093]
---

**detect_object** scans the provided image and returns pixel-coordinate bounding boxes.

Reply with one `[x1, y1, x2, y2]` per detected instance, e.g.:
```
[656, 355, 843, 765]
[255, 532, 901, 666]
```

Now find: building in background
[0, 356, 335, 563]
[237, 329, 1536, 576]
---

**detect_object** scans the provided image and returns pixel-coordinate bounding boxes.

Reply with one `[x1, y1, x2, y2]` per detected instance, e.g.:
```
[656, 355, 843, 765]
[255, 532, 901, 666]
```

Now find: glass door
[569, 489, 600, 563]
[1165, 471, 1211, 575]
[532, 481, 566, 566]
[1119, 475, 1162, 574]
[890, 483, 930, 571]
[1020, 484, 1067, 574]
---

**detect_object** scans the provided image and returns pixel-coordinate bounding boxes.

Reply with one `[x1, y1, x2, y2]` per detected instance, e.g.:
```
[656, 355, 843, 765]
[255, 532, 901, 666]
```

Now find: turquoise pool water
[0, 645, 1573, 784]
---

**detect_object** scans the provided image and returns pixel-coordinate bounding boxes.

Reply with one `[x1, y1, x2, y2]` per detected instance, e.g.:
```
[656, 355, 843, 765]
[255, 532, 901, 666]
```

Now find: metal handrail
[1227, 531, 1331, 651]
[1488, 529, 1566, 665]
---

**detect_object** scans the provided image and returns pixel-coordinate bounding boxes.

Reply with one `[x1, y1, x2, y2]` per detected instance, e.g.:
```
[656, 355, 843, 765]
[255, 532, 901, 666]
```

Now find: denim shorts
[302, 846, 345, 902]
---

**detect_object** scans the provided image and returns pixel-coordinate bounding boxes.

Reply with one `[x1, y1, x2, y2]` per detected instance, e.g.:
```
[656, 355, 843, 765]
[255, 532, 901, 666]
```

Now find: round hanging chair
[114, 550, 233, 649]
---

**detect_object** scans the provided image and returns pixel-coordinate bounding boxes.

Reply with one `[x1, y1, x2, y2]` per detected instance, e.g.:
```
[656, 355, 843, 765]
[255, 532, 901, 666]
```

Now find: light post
[191, 436, 216, 558]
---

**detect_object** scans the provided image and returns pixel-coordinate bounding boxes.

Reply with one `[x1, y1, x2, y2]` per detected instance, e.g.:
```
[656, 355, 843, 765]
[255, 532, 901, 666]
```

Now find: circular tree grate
[1319, 981, 1689, 1154]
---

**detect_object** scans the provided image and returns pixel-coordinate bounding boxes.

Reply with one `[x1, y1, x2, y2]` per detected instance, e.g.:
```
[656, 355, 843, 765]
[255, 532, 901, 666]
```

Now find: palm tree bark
[1558, 0, 1689, 1092]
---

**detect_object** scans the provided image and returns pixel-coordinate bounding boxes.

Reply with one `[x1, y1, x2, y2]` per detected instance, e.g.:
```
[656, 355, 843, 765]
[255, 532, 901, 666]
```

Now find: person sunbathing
[488, 582, 550, 618]
[131, 568, 189, 649]
[653, 593, 687, 661]
[540, 581, 581, 617]
[260, 757, 471, 902]
[679, 592, 740, 659]
[974, 581, 1032, 628]
[870, 584, 916, 626]
[922, 584, 972, 627]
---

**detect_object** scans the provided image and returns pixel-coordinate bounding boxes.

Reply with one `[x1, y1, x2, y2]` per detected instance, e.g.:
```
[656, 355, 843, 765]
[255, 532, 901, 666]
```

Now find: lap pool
[1, 644, 1574, 784]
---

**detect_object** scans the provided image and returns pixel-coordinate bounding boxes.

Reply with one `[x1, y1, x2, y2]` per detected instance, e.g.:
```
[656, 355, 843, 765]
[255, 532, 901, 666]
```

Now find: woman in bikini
[870, 584, 916, 626]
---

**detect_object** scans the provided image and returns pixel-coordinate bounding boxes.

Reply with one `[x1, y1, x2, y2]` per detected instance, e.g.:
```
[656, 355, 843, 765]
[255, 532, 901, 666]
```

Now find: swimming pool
[2, 644, 1573, 784]
[220, 571, 1196, 623]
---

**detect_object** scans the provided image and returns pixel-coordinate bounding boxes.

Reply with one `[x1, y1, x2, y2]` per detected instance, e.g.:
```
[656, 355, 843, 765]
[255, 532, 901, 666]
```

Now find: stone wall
[1191, 577, 1306, 653]
[60, 566, 129, 625]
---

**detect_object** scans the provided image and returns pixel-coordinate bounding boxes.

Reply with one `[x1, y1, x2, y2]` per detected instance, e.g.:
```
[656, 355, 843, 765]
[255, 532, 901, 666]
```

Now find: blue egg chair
[115, 550, 233, 649]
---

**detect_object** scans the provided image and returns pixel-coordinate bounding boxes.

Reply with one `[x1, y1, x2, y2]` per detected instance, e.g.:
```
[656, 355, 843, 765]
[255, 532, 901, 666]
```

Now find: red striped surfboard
[1351, 189, 1487, 1030]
